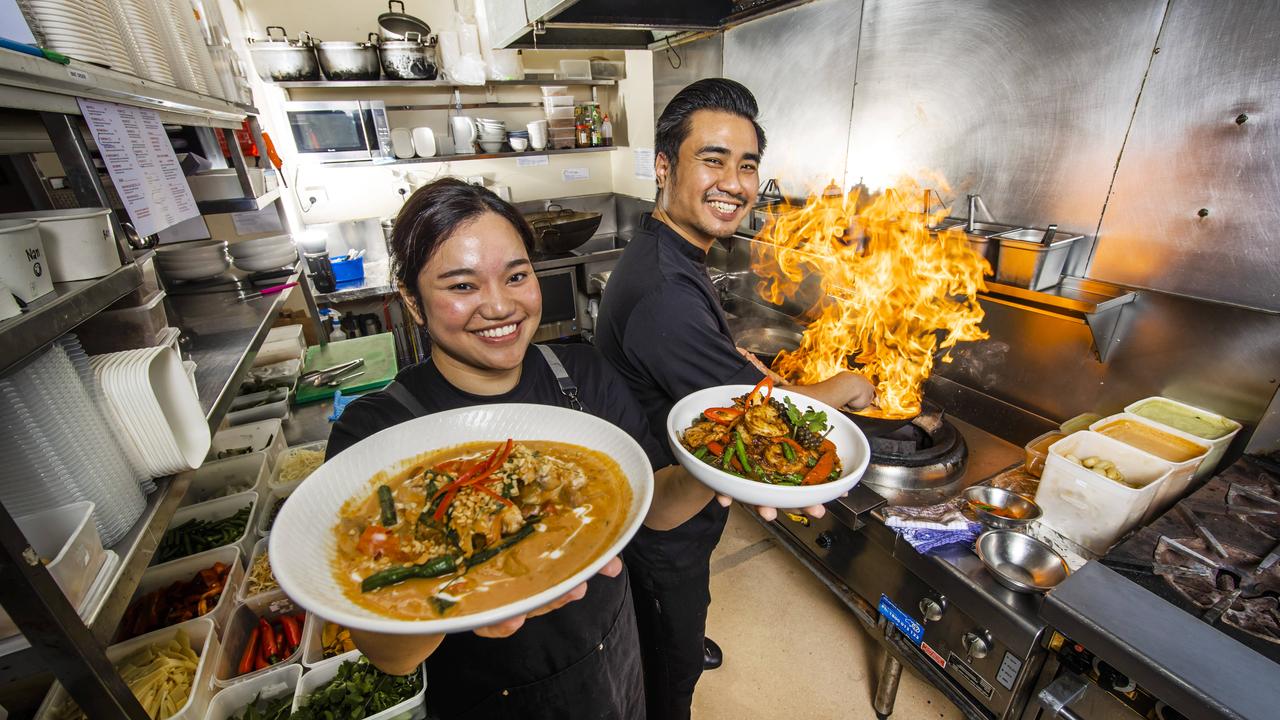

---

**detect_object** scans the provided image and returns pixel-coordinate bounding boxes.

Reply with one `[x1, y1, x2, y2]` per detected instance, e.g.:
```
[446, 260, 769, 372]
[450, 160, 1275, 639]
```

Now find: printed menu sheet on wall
[76, 99, 200, 237]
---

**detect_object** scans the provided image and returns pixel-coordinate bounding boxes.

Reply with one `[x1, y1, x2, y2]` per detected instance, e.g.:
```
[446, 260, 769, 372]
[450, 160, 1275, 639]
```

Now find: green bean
[734, 432, 754, 474]
[781, 442, 796, 462]
[693, 446, 709, 460]
[377, 485, 397, 526]
[360, 554, 459, 592]
[721, 445, 734, 470]
[467, 517, 540, 567]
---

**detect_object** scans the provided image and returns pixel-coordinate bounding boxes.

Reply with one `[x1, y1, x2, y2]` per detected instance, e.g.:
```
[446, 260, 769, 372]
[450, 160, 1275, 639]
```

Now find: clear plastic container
[209, 418, 287, 473]
[226, 387, 291, 426]
[557, 59, 591, 80]
[1036, 431, 1172, 554]
[1090, 413, 1211, 519]
[213, 591, 305, 688]
[1124, 397, 1242, 479]
[37, 617, 221, 720]
[181, 452, 271, 506]
[122, 546, 244, 639]
[270, 440, 328, 489]
[76, 289, 169, 354]
[543, 105, 575, 120]
[255, 480, 301, 537]
[541, 94, 574, 107]
[238, 536, 279, 603]
[292, 654, 427, 718]
[548, 118, 576, 131]
[1023, 431, 1067, 478]
[539, 85, 570, 96]
[158, 492, 260, 566]
[0, 501, 105, 638]
[300, 612, 359, 668]
[203, 662, 302, 720]
[589, 60, 624, 79]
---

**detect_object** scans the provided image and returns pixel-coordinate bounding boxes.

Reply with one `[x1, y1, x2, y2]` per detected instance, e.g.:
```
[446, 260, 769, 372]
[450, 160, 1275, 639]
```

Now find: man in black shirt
[595, 79, 875, 719]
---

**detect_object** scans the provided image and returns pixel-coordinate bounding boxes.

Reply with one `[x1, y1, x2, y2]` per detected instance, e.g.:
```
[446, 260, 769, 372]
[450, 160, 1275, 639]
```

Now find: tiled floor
[692, 505, 964, 720]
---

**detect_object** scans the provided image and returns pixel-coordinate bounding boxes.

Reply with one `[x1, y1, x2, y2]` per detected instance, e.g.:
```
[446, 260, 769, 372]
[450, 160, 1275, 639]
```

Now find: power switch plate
[996, 651, 1022, 690]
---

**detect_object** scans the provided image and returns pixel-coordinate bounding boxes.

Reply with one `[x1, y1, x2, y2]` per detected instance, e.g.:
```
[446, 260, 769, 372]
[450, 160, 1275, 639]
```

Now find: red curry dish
[680, 378, 843, 486]
[334, 439, 631, 620]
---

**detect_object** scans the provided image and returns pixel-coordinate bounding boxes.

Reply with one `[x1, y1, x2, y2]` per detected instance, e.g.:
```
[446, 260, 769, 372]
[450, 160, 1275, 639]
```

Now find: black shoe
[703, 637, 723, 670]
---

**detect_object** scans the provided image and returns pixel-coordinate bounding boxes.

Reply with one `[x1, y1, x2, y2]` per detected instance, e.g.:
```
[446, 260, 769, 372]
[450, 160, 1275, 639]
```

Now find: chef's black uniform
[327, 343, 666, 720]
[594, 215, 765, 719]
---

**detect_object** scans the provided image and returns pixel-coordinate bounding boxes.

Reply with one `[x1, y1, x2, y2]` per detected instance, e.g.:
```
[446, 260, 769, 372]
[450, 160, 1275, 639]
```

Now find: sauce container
[1124, 397, 1241, 480]
[1090, 413, 1210, 518]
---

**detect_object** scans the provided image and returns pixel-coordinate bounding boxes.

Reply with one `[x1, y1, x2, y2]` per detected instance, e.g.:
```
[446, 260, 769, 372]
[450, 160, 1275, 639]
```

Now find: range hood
[489, 0, 813, 49]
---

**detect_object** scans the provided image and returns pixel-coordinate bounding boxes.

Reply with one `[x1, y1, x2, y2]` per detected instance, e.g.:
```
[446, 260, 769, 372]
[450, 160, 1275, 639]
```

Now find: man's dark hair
[390, 177, 534, 310]
[654, 78, 767, 170]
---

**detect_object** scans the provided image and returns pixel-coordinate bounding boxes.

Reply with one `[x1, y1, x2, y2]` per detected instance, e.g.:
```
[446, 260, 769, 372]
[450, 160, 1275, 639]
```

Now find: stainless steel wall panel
[843, 0, 1165, 271]
[652, 34, 723, 124]
[724, 0, 861, 199]
[1090, 0, 1280, 310]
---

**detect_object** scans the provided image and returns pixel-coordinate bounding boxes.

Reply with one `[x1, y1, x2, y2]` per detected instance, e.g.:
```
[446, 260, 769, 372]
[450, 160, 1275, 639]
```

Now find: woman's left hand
[473, 555, 623, 638]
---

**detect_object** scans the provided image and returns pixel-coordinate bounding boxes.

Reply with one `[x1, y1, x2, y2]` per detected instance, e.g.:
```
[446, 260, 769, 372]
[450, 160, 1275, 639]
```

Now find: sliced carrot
[802, 451, 836, 485]
[774, 437, 806, 453]
[706, 441, 726, 456]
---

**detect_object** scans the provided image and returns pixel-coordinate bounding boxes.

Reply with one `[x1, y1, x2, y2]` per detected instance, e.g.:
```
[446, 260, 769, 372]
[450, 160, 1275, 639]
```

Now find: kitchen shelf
[194, 187, 282, 215]
[343, 145, 617, 167]
[275, 78, 616, 89]
[980, 277, 1138, 362]
[0, 260, 142, 376]
[0, 48, 252, 129]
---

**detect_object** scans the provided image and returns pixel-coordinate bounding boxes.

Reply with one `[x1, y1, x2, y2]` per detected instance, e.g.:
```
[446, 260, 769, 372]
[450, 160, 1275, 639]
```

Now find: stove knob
[918, 596, 946, 623]
[815, 531, 834, 549]
[962, 630, 992, 661]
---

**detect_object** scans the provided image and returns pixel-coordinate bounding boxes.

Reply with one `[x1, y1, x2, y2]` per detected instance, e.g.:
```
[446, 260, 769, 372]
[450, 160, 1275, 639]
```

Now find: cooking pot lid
[378, 1, 431, 38]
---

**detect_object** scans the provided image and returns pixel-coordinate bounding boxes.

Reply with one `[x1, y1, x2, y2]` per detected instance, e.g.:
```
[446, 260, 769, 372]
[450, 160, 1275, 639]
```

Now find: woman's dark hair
[390, 178, 534, 309]
[654, 78, 767, 172]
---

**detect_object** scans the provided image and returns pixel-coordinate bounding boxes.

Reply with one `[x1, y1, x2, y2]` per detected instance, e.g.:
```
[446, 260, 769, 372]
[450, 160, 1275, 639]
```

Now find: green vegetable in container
[232, 691, 292, 720]
[291, 657, 422, 719]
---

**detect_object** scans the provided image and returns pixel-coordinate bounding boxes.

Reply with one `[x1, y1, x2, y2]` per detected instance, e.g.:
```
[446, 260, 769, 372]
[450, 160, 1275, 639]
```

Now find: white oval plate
[270, 403, 654, 635]
[666, 385, 870, 508]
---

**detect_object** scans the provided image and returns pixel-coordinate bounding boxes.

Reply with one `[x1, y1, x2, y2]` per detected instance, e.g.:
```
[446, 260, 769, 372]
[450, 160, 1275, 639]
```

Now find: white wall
[610, 50, 657, 202]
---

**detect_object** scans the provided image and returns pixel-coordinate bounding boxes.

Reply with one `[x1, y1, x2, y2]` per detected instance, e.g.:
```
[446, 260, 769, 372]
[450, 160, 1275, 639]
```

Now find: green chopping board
[294, 333, 398, 404]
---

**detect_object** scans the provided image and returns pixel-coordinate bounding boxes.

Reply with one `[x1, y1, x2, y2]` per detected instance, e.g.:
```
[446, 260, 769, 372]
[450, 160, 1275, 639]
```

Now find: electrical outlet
[304, 186, 329, 205]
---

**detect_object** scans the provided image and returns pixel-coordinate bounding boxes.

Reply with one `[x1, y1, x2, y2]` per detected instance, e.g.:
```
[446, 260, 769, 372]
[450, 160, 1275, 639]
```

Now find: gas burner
[860, 404, 969, 506]
[1154, 536, 1280, 644]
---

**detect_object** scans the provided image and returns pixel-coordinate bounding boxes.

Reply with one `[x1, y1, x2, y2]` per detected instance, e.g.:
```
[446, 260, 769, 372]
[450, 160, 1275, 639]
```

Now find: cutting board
[294, 333, 398, 404]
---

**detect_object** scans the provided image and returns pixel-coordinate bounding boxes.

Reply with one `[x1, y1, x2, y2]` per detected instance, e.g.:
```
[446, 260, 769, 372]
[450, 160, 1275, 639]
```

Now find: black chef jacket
[327, 343, 664, 719]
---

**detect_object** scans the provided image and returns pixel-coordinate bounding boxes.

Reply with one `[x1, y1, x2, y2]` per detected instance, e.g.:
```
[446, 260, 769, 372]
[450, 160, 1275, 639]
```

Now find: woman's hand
[715, 493, 830, 522]
[350, 556, 624, 674]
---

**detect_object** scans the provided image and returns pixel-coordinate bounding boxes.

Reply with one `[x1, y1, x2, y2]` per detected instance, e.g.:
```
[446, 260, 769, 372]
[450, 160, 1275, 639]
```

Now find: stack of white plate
[89, 345, 210, 478]
[228, 234, 298, 273]
[112, 0, 176, 85]
[151, 0, 207, 93]
[154, 239, 230, 281]
[21, 0, 133, 72]
[0, 337, 146, 545]
[476, 118, 507, 153]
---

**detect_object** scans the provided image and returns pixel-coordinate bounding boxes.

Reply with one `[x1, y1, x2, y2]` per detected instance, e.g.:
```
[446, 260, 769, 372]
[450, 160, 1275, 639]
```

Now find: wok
[524, 204, 602, 254]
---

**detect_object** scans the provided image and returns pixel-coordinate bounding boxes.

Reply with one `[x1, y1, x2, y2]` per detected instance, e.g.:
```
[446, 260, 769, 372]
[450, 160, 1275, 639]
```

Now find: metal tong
[301, 358, 365, 387]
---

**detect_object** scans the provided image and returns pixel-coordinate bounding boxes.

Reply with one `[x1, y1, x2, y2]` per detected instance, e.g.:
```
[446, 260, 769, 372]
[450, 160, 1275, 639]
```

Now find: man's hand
[788, 371, 876, 414]
[350, 556, 624, 674]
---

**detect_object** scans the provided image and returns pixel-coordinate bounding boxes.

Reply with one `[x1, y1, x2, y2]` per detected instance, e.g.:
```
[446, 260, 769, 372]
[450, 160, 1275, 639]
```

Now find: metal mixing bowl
[963, 485, 1042, 530]
[975, 530, 1069, 593]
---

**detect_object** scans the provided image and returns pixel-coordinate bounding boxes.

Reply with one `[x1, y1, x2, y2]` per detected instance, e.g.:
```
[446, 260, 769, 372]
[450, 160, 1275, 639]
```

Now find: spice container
[213, 591, 306, 688]
[203, 662, 302, 720]
[1023, 430, 1067, 478]
[209, 418, 287, 473]
[300, 612, 359, 667]
[993, 228, 1083, 291]
[1124, 397, 1241, 479]
[122, 546, 243, 639]
[180, 452, 271, 506]
[156, 492, 259, 565]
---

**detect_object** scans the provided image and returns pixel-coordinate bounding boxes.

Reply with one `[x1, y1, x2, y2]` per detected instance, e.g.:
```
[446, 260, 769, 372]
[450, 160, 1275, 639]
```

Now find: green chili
[377, 485, 397, 526]
[781, 442, 796, 462]
[361, 554, 459, 592]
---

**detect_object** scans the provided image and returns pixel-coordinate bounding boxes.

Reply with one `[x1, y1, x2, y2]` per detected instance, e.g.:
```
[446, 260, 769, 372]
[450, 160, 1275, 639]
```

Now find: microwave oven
[284, 100, 393, 164]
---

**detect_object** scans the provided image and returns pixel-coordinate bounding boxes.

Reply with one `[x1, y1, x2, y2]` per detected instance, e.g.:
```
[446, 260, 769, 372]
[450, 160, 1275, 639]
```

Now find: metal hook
[665, 36, 683, 69]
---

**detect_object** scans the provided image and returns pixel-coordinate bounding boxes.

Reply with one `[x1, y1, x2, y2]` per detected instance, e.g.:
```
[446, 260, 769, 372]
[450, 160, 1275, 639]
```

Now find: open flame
[752, 177, 989, 419]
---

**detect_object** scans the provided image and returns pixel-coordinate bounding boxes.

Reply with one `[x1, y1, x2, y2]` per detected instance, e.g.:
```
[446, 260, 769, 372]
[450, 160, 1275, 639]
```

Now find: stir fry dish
[333, 439, 630, 620]
[681, 378, 843, 486]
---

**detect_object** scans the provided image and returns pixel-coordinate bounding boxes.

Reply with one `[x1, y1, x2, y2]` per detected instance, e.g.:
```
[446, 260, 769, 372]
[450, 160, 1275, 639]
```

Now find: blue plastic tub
[329, 255, 365, 285]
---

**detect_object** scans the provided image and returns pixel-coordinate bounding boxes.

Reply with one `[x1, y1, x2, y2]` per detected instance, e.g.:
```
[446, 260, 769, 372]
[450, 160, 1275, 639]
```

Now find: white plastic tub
[0, 501, 105, 638]
[1037, 432, 1172, 554]
[1089, 413, 1210, 520]
[1125, 397, 1242, 480]
[204, 662, 302, 720]
[292, 654, 427, 719]
[181, 453, 271, 506]
[37, 617, 221, 720]
[213, 591, 305, 688]
[0, 218, 53, 302]
[158, 492, 260, 565]
[256, 480, 301, 537]
[226, 387, 291, 426]
[122, 546, 244, 640]
[0, 208, 120, 282]
[300, 612, 359, 668]
[238, 536, 279, 603]
[270, 440, 328, 489]
[209, 419, 287, 473]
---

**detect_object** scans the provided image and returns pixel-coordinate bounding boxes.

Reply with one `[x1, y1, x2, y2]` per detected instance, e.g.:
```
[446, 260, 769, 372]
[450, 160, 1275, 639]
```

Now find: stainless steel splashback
[1088, 0, 1280, 310]
[724, 0, 862, 199]
[652, 34, 724, 130]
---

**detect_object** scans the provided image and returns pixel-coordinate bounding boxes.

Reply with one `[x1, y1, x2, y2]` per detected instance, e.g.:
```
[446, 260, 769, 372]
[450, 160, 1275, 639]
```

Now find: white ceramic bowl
[233, 248, 298, 273]
[156, 239, 228, 263]
[478, 141, 505, 153]
[228, 237, 294, 259]
[270, 403, 654, 635]
[509, 136, 529, 152]
[666, 385, 870, 508]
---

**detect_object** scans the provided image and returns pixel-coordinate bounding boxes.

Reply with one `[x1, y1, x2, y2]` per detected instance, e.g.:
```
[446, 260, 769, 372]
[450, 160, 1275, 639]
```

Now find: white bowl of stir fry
[667, 380, 870, 508]
[270, 403, 653, 635]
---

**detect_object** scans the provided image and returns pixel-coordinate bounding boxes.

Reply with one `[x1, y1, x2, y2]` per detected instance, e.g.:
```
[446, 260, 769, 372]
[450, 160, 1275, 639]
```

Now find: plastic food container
[539, 84, 570, 96]
[0, 218, 52, 302]
[0, 208, 120, 282]
[1090, 413, 1211, 518]
[255, 480, 301, 537]
[123, 546, 244, 639]
[589, 60, 624, 79]
[238, 536, 279, 603]
[270, 440, 328, 489]
[544, 106, 575, 121]
[1124, 397, 1242, 479]
[1036, 431, 1172, 554]
[37, 617, 221, 720]
[542, 94, 574, 108]
[0, 501, 105, 638]
[300, 612, 359, 668]
[159, 492, 260, 565]
[226, 387, 291, 426]
[75, 288, 169, 354]
[1023, 431, 1067, 478]
[292, 653, 427, 718]
[186, 168, 272, 201]
[209, 419, 288, 473]
[203, 662, 302, 720]
[330, 254, 365, 284]
[557, 59, 591, 80]
[213, 591, 306, 688]
[243, 358, 303, 393]
[181, 452, 271, 506]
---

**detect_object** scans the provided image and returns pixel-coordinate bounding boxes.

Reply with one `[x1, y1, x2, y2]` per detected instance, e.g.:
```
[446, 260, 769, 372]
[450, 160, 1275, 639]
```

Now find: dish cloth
[882, 498, 982, 554]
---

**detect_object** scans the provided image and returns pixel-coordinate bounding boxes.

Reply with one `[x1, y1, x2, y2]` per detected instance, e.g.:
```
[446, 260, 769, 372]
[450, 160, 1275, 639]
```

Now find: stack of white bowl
[0, 337, 146, 545]
[476, 118, 507, 153]
[228, 234, 299, 273]
[21, 0, 135, 73]
[88, 345, 210, 478]
[152, 0, 213, 95]
[111, 0, 177, 85]
[154, 239, 230, 282]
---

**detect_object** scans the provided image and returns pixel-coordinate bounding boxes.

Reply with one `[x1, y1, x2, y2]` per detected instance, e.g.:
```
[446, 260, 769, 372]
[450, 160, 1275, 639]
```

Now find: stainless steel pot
[248, 26, 319, 82]
[317, 34, 382, 81]
[379, 31, 438, 80]
[377, 0, 431, 41]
